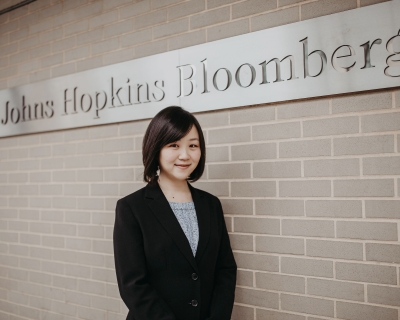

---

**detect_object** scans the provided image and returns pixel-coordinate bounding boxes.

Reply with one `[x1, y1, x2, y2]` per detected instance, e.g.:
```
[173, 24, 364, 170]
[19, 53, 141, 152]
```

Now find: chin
[169, 173, 188, 180]
[178, 174, 190, 179]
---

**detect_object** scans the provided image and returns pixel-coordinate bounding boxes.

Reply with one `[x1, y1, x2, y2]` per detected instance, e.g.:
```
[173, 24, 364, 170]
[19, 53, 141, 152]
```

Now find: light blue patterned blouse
[168, 201, 199, 257]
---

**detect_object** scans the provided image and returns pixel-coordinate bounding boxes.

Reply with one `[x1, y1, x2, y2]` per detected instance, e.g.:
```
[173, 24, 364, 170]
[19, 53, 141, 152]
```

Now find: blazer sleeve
[113, 198, 178, 320]
[206, 198, 237, 320]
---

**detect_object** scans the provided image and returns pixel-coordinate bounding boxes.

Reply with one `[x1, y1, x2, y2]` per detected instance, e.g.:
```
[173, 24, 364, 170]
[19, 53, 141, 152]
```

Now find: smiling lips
[175, 164, 190, 168]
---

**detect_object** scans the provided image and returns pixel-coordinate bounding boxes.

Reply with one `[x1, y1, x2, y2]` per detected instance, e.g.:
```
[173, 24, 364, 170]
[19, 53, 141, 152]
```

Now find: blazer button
[191, 299, 198, 307]
[192, 273, 198, 280]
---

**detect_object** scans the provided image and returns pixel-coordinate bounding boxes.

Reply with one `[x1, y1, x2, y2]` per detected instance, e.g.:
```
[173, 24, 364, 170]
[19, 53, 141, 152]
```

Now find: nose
[179, 147, 190, 159]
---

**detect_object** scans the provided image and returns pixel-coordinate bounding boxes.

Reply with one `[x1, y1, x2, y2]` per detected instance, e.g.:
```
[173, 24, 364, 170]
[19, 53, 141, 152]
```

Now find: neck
[157, 174, 191, 200]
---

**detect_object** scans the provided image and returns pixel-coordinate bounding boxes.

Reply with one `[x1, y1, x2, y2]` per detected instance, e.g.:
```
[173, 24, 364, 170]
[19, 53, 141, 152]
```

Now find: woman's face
[158, 125, 201, 182]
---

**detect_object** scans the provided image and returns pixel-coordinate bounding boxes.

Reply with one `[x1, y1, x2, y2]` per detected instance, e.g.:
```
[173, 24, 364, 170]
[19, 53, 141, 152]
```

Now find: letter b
[300, 37, 327, 78]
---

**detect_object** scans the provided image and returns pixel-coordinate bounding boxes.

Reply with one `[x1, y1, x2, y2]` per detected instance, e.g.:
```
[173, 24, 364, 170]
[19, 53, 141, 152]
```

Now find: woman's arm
[113, 198, 177, 320]
[206, 198, 237, 320]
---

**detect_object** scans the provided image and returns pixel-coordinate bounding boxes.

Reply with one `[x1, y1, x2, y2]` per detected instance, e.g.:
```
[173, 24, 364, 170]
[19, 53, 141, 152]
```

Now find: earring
[156, 166, 160, 176]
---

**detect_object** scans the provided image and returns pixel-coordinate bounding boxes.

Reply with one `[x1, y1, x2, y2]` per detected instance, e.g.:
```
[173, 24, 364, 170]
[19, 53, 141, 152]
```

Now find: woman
[113, 106, 237, 320]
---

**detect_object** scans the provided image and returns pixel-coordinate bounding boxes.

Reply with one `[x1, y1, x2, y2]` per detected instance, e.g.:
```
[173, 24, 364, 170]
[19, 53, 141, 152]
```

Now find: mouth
[175, 164, 190, 168]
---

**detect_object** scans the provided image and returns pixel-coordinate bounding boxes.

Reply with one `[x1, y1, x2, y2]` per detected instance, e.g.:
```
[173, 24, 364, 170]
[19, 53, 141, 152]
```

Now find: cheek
[160, 149, 176, 163]
[194, 150, 202, 161]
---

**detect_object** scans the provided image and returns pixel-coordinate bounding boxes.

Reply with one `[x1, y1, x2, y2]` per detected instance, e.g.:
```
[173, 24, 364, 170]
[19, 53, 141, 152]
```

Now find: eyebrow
[171, 138, 199, 143]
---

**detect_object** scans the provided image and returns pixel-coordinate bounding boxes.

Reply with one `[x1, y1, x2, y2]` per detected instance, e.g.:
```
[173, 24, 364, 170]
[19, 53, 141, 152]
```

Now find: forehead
[181, 126, 199, 140]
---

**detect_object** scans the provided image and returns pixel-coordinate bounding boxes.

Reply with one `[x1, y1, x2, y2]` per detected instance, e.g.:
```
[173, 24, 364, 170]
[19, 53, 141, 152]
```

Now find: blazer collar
[144, 180, 210, 272]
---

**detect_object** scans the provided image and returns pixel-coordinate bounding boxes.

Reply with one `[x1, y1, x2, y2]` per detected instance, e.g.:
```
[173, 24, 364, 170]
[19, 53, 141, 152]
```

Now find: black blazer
[113, 180, 237, 320]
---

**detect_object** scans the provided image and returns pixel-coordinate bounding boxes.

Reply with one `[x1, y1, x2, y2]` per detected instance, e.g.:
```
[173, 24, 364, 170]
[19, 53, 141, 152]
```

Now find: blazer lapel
[188, 182, 210, 265]
[145, 180, 208, 272]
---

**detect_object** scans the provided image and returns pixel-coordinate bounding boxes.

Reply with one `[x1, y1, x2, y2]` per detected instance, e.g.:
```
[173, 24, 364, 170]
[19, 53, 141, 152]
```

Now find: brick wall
[0, 0, 399, 320]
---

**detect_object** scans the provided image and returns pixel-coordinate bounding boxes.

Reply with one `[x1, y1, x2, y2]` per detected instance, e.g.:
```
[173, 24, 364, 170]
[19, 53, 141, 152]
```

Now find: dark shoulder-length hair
[142, 106, 206, 186]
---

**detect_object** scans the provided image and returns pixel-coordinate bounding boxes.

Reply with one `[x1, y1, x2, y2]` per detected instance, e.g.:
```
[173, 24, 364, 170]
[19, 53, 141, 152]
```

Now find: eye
[169, 143, 178, 147]
[190, 144, 198, 148]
